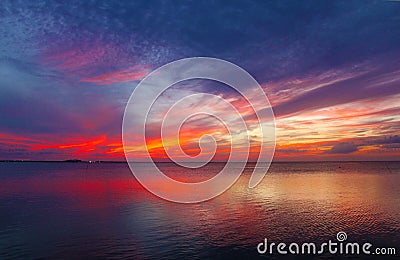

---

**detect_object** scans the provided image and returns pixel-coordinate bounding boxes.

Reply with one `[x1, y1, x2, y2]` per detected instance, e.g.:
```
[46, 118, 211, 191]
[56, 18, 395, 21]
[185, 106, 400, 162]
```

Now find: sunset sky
[0, 1, 399, 161]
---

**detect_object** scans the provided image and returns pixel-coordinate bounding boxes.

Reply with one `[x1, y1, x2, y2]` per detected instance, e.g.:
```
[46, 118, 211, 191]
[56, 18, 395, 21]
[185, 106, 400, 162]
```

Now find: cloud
[81, 66, 149, 85]
[272, 65, 400, 118]
[371, 135, 400, 145]
[325, 142, 358, 154]
[1, 1, 399, 160]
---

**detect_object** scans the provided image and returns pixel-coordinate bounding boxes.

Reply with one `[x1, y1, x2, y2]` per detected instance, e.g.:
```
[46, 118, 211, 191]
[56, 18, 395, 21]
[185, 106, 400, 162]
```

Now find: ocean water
[0, 161, 399, 259]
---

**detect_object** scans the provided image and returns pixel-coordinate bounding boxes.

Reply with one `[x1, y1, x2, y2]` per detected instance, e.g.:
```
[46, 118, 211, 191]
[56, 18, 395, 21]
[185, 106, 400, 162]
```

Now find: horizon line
[1, 159, 399, 163]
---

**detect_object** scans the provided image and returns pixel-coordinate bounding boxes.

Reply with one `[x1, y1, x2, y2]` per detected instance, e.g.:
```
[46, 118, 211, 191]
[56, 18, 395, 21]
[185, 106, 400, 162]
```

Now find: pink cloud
[81, 66, 150, 85]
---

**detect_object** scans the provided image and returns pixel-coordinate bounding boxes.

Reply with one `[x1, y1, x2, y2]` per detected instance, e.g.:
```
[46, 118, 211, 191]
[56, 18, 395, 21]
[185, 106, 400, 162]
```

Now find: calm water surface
[0, 162, 399, 259]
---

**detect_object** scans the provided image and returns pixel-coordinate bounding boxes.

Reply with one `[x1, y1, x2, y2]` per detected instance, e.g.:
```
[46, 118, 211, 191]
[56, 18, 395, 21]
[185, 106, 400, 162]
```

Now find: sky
[0, 0, 399, 161]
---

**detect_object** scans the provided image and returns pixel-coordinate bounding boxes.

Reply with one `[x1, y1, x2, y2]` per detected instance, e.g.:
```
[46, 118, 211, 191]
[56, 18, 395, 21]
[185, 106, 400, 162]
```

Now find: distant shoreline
[1, 160, 399, 163]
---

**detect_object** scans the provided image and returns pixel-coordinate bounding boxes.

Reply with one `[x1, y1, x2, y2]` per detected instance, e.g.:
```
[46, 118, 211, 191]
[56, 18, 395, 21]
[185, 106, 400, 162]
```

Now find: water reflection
[0, 162, 399, 258]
